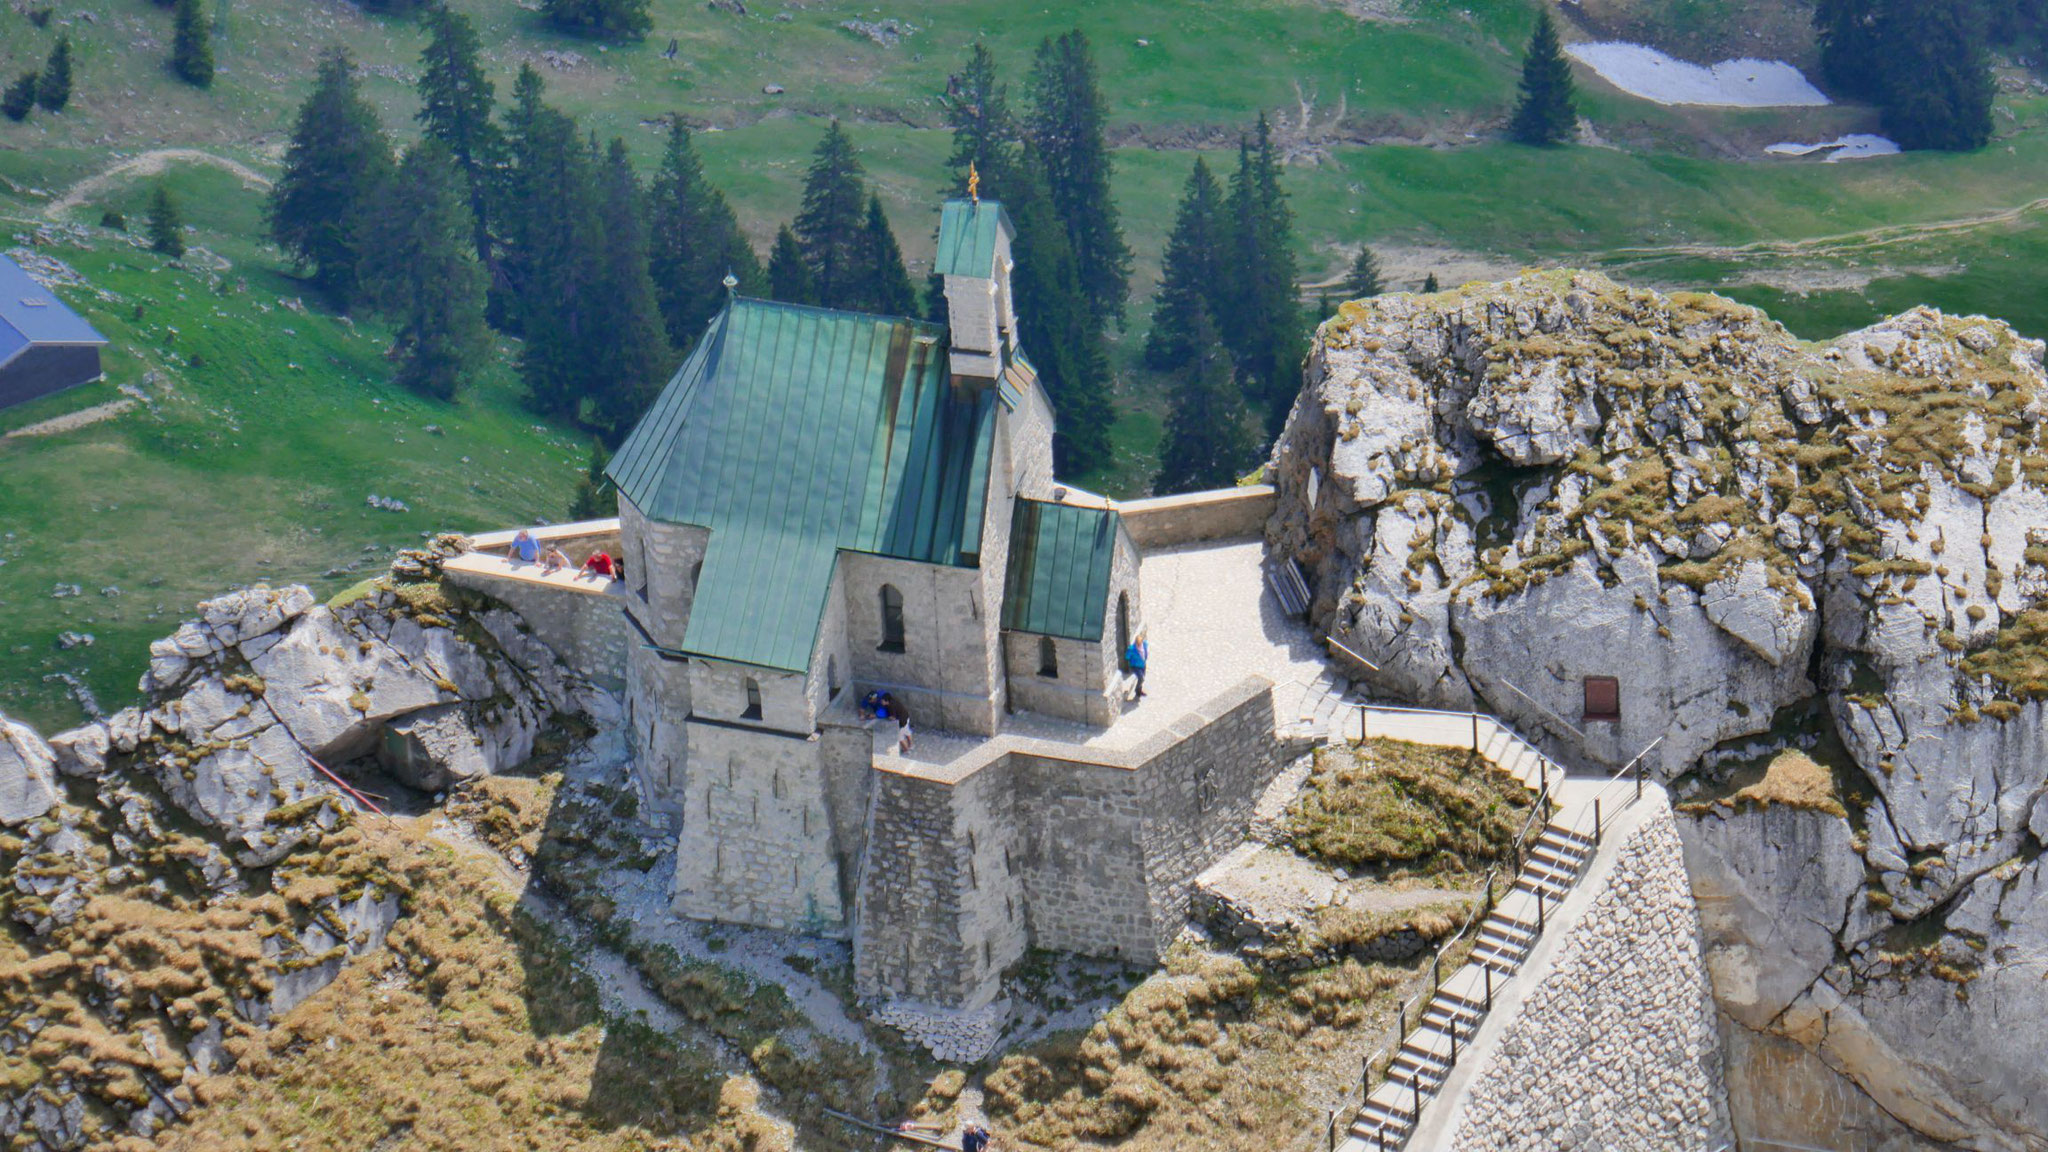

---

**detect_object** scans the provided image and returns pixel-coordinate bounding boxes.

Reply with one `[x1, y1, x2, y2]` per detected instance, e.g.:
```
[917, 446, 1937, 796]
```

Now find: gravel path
[44, 149, 273, 220]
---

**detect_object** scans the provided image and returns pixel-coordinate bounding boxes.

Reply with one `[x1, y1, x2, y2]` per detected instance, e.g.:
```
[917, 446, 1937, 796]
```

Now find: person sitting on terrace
[511, 529, 540, 564]
[540, 544, 572, 574]
[579, 551, 616, 581]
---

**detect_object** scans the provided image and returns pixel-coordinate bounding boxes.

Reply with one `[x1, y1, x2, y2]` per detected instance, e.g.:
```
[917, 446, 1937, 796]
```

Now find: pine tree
[542, 0, 651, 41]
[569, 439, 617, 519]
[171, 0, 214, 88]
[589, 138, 673, 439]
[850, 194, 917, 316]
[1155, 314, 1256, 496]
[1025, 29, 1131, 324]
[1814, 0, 1887, 102]
[147, 183, 185, 257]
[356, 140, 488, 401]
[1221, 114, 1304, 434]
[994, 141, 1113, 472]
[942, 43, 1018, 195]
[1422, 273, 1440, 293]
[767, 225, 817, 306]
[2, 72, 35, 122]
[648, 120, 760, 349]
[500, 68, 606, 418]
[1509, 10, 1576, 147]
[267, 48, 393, 308]
[1877, 0, 1993, 151]
[1346, 246, 1383, 299]
[793, 121, 869, 309]
[416, 5, 502, 274]
[1143, 157, 1225, 373]
[36, 36, 70, 113]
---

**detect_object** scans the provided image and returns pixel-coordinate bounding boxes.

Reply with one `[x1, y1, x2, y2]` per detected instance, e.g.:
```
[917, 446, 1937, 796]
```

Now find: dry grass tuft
[1720, 750, 1848, 818]
[1286, 740, 1535, 878]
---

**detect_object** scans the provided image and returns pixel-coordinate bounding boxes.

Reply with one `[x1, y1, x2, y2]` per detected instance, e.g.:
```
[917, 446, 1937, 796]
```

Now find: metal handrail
[1492, 675, 1590, 744]
[1560, 735, 1663, 850]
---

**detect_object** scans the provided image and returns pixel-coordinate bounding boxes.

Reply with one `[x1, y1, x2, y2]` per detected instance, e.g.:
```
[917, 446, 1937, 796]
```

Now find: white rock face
[253, 606, 456, 761]
[1272, 275, 2048, 1151]
[0, 718, 61, 826]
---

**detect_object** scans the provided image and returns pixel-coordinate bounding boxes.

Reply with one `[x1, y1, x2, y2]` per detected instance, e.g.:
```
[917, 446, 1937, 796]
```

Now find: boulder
[0, 716, 60, 826]
[47, 724, 109, 779]
[252, 606, 454, 760]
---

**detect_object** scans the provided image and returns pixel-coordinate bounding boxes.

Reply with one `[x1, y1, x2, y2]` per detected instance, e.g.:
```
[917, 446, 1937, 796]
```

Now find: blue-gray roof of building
[605, 296, 999, 672]
[1001, 498, 1120, 641]
[0, 254, 107, 361]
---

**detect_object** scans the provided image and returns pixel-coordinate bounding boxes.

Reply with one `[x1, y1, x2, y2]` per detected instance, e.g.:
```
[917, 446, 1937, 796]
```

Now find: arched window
[879, 584, 906, 653]
[1038, 635, 1059, 678]
[828, 656, 842, 700]
[1116, 593, 1132, 668]
[742, 677, 763, 720]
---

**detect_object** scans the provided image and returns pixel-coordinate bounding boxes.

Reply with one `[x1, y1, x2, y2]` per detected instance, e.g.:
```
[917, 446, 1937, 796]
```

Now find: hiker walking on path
[962, 1123, 991, 1152]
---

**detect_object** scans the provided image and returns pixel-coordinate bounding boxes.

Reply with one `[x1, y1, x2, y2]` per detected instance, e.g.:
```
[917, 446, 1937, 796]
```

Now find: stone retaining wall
[1449, 811, 1733, 1152]
[1117, 486, 1275, 549]
[443, 563, 630, 691]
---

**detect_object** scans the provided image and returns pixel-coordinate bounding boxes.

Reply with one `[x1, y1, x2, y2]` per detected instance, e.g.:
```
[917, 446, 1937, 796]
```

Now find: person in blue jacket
[1124, 636, 1148, 700]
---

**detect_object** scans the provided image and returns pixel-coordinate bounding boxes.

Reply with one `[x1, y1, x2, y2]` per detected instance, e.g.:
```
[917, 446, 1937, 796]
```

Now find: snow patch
[1566, 42, 1830, 107]
[1765, 134, 1902, 162]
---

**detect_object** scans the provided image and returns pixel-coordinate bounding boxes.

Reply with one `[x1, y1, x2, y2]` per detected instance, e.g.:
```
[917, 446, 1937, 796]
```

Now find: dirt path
[44, 148, 273, 220]
[1598, 196, 2048, 269]
[4, 399, 135, 439]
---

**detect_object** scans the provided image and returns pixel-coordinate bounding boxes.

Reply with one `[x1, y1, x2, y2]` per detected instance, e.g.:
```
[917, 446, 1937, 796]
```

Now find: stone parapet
[443, 554, 630, 691]
[1116, 485, 1275, 549]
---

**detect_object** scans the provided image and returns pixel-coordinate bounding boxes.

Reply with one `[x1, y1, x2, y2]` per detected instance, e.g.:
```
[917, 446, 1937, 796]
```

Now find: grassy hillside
[7, 0, 2048, 727]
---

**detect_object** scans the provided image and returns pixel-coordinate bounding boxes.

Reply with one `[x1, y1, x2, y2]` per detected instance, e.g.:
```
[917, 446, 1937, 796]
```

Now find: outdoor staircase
[1349, 822, 1596, 1149]
[1288, 668, 1354, 741]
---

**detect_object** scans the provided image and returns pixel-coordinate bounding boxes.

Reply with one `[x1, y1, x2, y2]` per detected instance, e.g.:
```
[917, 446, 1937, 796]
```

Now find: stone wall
[1117, 486, 1276, 550]
[443, 563, 630, 692]
[1448, 810, 1733, 1152]
[854, 675, 1300, 1007]
[669, 718, 847, 936]
[1001, 634, 1116, 726]
[841, 553, 1002, 736]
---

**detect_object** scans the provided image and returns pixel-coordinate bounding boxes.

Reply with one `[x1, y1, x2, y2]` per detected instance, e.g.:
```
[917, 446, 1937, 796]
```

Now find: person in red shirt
[579, 551, 615, 580]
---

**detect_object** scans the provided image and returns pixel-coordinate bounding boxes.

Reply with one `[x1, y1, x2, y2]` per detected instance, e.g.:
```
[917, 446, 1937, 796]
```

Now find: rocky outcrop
[0, 571, 595, 1151]
[1272, 272, 2048, 1150]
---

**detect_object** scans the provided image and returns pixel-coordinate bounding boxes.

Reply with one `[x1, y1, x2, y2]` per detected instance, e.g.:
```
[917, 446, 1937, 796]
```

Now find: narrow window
[879, 584, 906, 653]
[1038, 635, 1058, 678]
[742, 677, 763, 720]
[1116, 593, 1132, 668]
[828, 656, 842, 700]
[1583, 676, 1620, 722]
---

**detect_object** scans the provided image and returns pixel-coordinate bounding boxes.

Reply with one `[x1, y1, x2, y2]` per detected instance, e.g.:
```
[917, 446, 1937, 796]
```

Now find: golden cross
[968, 162, 980, 204]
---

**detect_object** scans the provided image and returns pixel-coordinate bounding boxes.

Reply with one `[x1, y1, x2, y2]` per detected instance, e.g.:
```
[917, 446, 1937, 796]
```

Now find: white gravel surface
[1566, 42, 1830, 107]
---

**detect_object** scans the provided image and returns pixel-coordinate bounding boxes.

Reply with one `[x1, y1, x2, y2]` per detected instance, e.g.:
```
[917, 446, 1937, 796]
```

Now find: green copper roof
[1002, 499, 1121, 641]
[934, 200, 1010, 279]
[607, 297, 998, 671]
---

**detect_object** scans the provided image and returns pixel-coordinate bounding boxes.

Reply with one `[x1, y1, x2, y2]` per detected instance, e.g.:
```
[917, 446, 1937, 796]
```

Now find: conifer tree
[1814, 0, 1887, 102]
[1222, 114, 1304, 434]
[794, 120, 869, 309]
[1, 72, 35, 122]
[1143, 157, 1225, 373]
[569, 439, 617, 519]
[1155, 314, 1256, 496]
[416, 5, 502, 273]
[1025, 30, 1131, 323]
[1346, 246, 1383, 299]
[851, 194, 917, 316]
[1509, 10, 1576, 147]
[500, 68, 605, 418]
[36, 36, 70, 113]
[1877, 0, 1993, 151]
[942, 43, 1018, 195]
[267, 48, 393, 309]
[997, 141, 1113, 472]
[147, 183, 185, 257]
[1422, 272, 1441, 292]
[648, 120, 760, 349]
[589, 137, 673, 439]
[356, 140, 488, 401]
[767, 225, 817, 306]
[171, 0, 214, 88]
[542, 0, 651, 42]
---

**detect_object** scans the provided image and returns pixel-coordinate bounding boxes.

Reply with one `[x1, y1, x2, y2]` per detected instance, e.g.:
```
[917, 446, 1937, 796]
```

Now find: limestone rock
[252, 606, 454, 760]
[0, 716, 60, 826]
[47, 723, 109, 779]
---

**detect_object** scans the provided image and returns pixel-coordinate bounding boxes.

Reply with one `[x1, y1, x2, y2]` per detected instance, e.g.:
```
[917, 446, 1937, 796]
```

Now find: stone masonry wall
[443, 568, 630, 691]
[841, 553, 1001, 736]
[1117, 486, 1276, 550]
[1137, 678, 1297, 957]
[856, 768, 976, 1003]
[1449, 811, 1733, 1152]
[669, 719, 847, 937]
[1009, 753, 1153, 962]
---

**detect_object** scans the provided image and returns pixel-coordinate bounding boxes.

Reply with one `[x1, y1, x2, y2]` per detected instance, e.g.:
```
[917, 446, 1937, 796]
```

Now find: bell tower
[935, 187, 1017, 382]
